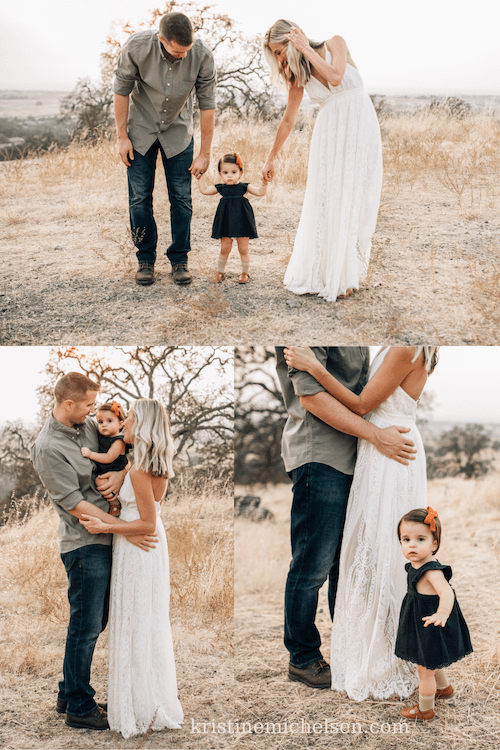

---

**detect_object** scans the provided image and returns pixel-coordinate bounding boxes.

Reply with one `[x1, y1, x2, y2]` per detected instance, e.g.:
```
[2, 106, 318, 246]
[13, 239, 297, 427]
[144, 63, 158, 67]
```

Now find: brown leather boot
[135, 263, 155, 285]
[171, 263, 192, 285]
[65, 705, 109, 730]
[288, 659, 331, 689]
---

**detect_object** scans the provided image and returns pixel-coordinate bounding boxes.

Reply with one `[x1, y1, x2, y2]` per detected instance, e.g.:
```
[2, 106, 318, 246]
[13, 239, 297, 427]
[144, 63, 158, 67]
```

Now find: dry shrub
[167, 476, 233, 651]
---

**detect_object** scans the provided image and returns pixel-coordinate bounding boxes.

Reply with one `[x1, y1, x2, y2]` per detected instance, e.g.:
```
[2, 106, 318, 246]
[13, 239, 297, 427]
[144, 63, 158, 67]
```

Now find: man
[113, 12, 216, 286]
[275, 347, 417, 688]
[30, 373, 157, 730]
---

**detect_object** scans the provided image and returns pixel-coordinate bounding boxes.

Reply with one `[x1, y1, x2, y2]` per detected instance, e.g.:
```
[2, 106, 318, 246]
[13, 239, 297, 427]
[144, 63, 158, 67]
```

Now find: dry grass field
[0, 477, 233, 750]
[235, 476, 500, 749]
[1, 109, 499, 345]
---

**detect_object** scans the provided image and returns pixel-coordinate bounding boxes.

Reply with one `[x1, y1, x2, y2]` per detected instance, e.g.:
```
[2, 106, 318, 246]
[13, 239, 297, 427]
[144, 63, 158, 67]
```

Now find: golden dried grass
[234, 476, 500, 748]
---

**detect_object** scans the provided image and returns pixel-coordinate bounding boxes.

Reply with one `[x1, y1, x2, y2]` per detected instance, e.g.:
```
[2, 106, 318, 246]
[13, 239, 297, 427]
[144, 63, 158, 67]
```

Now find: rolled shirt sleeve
[112, 36, 140, 96]
[195, 45, 216, 110]
[32, 447, 85, 511]
[289, 347, 329, 397]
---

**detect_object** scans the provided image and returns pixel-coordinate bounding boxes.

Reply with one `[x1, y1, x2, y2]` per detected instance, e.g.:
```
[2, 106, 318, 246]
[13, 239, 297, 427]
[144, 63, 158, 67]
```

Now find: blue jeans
[58, 544, 112, 716]
[285, 463, 352, 667]
[127, 138, 193, 265]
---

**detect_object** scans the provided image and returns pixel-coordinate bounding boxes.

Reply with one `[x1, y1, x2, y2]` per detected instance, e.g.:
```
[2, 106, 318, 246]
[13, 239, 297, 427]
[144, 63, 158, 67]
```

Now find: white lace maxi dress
[284, 52, 383, 301]
[330, 350, 423, 700]
[108, 473, 183, 738]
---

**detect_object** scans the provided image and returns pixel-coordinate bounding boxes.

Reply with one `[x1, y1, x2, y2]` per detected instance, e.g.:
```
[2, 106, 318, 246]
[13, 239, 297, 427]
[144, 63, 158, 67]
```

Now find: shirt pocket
[175, 77, 197, 101]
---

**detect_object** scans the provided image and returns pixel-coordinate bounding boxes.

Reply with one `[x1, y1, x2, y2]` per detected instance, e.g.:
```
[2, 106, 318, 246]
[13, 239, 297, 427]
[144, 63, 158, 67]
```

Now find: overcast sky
[1, 346, 499, 426]
[1, 0, 499, 93]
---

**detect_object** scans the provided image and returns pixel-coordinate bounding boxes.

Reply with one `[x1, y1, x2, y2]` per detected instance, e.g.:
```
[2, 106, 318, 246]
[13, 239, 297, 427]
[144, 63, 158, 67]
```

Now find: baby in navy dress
[197, 152, 267, 283]
[395, 507, 472, 721]
[81, 401, 130, 517]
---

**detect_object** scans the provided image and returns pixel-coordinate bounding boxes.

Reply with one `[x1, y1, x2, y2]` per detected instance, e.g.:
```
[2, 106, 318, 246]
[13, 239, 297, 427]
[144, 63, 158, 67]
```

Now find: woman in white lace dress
[282, 346, 439, 701]
[262, 21, 383, 301]
[80, 399, 183, 737]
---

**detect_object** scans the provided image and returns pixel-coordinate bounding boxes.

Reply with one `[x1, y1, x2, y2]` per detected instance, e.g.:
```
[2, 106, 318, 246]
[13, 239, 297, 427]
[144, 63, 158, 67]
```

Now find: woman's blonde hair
[263, 19, 324, 89]
[411, 346, 439, 374]
[131, 399, 176, 478]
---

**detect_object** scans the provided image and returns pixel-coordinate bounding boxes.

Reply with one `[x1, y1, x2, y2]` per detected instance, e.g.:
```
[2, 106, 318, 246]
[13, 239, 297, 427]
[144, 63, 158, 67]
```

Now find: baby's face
[96, 411, 123, 437]
[219, 163, 241, 185]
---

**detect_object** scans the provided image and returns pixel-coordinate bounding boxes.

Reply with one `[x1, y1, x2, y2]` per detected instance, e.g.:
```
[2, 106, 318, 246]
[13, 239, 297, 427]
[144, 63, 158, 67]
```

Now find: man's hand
[95, 467, 127, 500]
[118, 136, 134, 167]
[189, 153, 209, 179]
[127, 533, 158, 551]
[371, 425, 417, 465]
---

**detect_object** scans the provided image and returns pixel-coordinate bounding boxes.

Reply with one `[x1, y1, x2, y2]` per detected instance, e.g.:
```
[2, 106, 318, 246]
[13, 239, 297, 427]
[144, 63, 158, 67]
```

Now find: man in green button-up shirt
[113, 12, 216, 286]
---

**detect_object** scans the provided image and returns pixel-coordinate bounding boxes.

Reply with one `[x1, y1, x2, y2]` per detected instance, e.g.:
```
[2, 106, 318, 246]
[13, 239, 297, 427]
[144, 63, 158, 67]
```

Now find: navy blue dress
[211, 183, 258, 239]
[395, 560, 473, 670]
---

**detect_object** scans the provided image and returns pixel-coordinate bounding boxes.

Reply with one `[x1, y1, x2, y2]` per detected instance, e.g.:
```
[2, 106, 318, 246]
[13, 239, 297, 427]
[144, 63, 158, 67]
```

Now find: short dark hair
[159, 13, 193, 46]
[217, 153, 244, 173]
[54, 372, 100, 404]
[97, 401, 126, 422]
[397, 508, 442, 552]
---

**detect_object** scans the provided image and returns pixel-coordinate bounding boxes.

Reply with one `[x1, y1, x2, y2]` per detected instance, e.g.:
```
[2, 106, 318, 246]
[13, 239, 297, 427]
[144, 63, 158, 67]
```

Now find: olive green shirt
[112, 30, 216, 157]
[30, 415, 112, 553]
[275, 347, 370, 475]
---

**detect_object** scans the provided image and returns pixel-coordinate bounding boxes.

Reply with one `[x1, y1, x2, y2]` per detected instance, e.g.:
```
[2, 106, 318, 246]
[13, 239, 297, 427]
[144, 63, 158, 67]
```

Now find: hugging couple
[276, 345, 471, 713]
[30, 372, 183, 738]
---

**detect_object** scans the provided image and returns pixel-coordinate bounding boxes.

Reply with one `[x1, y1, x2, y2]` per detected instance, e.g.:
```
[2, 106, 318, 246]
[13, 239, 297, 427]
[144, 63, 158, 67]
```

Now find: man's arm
[68, 500, 157, 550]
[189, 108, 215, 178]
[300, 391, 416, 465]
[114, 93, 134, 167]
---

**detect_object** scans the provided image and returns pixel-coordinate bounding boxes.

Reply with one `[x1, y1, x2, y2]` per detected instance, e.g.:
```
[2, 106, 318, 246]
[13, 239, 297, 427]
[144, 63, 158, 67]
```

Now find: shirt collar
[157, 34, 182, 64]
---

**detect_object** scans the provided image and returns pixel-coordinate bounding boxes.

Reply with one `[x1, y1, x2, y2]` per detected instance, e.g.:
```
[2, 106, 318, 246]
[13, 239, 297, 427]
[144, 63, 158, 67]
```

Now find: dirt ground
[234, 478, 500, 749]
[1, 113, 499, 346]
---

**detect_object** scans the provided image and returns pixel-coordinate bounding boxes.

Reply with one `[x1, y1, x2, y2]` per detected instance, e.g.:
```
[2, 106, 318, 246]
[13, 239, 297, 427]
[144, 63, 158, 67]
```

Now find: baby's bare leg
[236, 237, 250, 263]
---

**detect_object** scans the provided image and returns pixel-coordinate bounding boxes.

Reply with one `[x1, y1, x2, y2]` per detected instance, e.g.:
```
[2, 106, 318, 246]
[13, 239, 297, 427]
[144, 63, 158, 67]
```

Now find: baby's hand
[81, 447, 92, 458]
[108, 500, 121, 517]
[422, 612, 448, 628]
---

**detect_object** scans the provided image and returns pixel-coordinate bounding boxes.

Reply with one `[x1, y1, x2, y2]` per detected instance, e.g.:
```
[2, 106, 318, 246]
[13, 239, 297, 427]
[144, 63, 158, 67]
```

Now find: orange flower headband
[424, 506, 439, 532]
[233, 152, 243, 170]
[110, 400, 121, 417]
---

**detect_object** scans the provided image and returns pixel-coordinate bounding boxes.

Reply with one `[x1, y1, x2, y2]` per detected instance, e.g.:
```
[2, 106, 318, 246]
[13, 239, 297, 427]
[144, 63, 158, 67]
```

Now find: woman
[80, 399, 183, 737]
[283, 346, 439, 700]
[263, 21, 383, 301]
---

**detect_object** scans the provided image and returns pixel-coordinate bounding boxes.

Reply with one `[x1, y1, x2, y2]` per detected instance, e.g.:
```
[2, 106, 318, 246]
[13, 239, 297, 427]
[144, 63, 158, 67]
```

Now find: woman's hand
[262, 159, 275, 183]
[284, 27, 310, 54]
[80, 513, 109, 534]
[284, 346, 319, 372]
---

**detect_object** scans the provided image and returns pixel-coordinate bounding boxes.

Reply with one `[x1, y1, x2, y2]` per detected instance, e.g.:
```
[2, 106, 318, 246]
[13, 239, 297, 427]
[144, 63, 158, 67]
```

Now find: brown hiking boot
[288, 659, 331, 689]
[65, 705, 109, 730]
[135, 263, 155, 285]
[171, 263, 192, 285]
[57, 699, 107, 714]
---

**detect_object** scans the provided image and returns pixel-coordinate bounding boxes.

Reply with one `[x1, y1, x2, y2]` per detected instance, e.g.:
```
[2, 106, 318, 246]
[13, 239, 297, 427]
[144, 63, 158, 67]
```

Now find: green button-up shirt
[112, 29, 216, 157]
[275, 347, 370, 475]
[30, 415, 112, 553]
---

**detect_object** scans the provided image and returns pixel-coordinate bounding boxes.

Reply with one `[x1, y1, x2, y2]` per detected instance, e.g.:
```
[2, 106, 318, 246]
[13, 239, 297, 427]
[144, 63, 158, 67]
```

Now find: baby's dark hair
[218, 152, 243, 173]
[97, 401, 126, 422]
[397, 508, 441, 552]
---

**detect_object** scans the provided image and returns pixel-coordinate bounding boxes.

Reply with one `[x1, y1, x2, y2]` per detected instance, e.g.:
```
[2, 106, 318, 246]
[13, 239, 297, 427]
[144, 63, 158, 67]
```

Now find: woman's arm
[262, 84, 304, 182]
[81, 439, 125, 464]
[284, 346, 421, 416]
[79, 468, 157, 536]
[285, 29, 347, 87]
[246, 181, 268, 197]
[197, 173, 218, 195]
[421, 570, 456, 628]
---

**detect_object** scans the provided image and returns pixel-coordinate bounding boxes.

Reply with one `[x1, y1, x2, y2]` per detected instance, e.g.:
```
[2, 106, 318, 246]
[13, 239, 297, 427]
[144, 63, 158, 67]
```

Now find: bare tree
[235, 347, 288, 485]
[61, 1, 275, 139]
[0, 347, 233, 522]
[426, 423, 500, 478]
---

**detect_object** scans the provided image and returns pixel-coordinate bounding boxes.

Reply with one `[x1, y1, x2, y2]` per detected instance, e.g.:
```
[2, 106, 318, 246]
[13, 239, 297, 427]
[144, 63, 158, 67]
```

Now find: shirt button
[167, 83, 170, 86]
